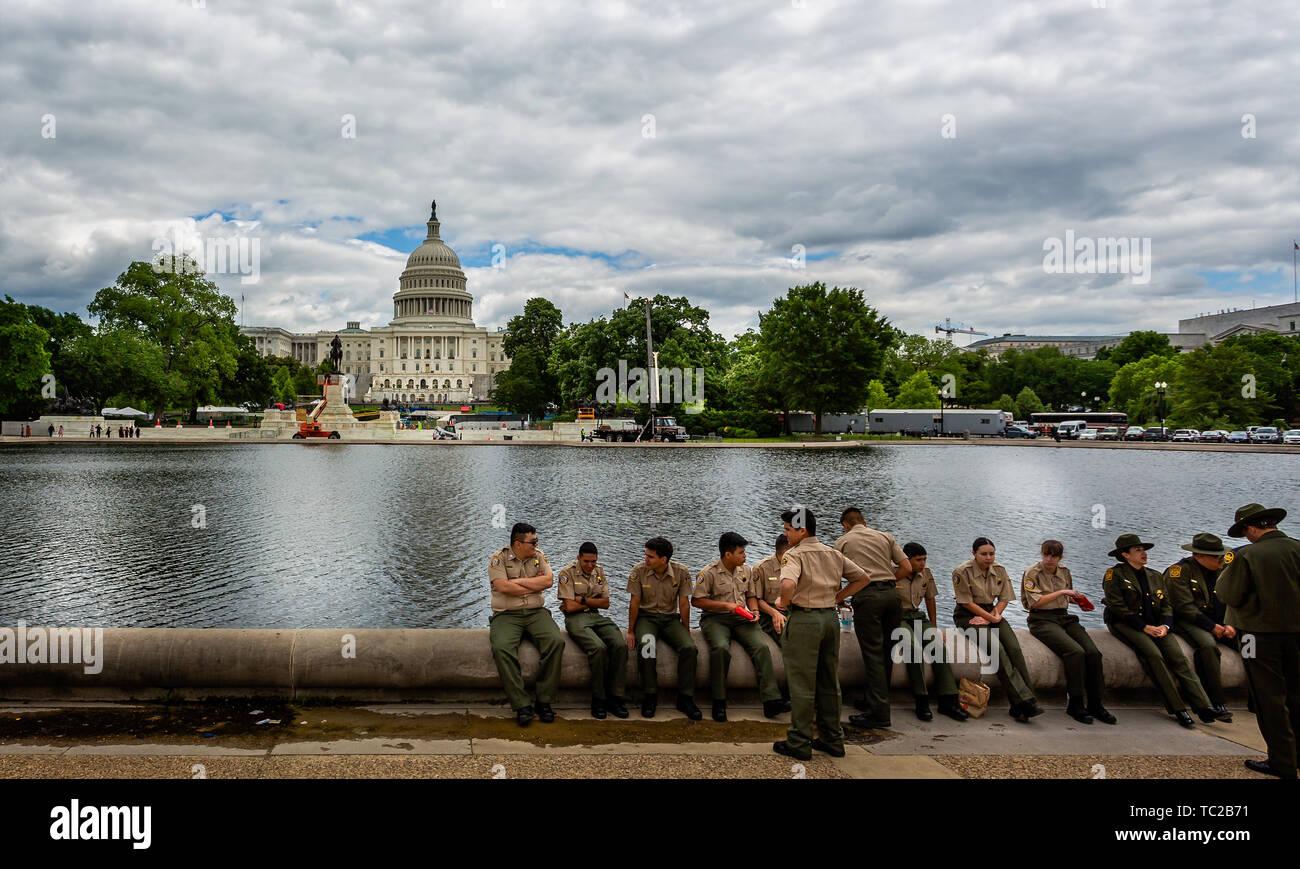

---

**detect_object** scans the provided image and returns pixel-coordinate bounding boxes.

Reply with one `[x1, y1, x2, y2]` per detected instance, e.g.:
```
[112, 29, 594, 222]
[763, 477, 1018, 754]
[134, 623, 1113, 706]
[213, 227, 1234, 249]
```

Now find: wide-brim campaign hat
[1108, 533, 1155, 559]
[1228, 503, 1287, 538]
[1180, 532, 1227, 556]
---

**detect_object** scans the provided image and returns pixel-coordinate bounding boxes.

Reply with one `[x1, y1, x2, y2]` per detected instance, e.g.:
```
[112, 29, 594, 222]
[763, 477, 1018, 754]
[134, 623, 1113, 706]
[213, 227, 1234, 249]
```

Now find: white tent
[101, 406, 150, 418]
[196, 405, 255, 416]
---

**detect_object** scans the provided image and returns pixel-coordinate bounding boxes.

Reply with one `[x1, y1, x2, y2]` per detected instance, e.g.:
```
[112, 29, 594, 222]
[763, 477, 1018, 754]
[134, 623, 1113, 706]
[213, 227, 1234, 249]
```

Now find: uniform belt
[790, 604, 834, 611]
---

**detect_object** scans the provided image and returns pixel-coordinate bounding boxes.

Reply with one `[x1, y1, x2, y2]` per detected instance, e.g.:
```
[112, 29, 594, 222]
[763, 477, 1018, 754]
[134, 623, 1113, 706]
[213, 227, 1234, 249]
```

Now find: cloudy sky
[2, 0, 1297, 344]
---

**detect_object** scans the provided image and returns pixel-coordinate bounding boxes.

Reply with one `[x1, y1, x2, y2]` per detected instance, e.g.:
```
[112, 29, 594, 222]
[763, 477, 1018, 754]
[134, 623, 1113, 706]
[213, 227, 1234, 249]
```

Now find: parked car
[1172, 429, 1200, 442]
[1199, 430, 1227, 443]
[1144, 427, 1171, 442]
[1003, 425, 1039, 439]
[1251, 426, 1280, 443]
[1056, 420, 1088, 439]
[1097, 426, 1121, 441]
[1227, 431, 1250, 444]
[1282, 429, 1300, 444]
[1124, 426, 1147, 441]
[1077, 428, 1099, 440]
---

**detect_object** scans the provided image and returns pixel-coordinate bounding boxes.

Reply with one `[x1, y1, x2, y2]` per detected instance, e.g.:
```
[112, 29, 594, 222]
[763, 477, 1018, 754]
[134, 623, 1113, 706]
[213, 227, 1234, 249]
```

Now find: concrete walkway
[0, 700, 1272, 779]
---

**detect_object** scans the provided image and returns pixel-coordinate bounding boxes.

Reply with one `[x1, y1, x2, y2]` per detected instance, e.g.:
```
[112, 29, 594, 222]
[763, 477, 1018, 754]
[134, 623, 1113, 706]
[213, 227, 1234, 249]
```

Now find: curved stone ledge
[0, 626, 1246, 700]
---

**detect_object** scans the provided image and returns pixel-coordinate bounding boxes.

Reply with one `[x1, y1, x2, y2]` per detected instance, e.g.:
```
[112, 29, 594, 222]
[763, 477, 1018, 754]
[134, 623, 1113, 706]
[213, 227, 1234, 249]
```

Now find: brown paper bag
[958, 677, 990, 719]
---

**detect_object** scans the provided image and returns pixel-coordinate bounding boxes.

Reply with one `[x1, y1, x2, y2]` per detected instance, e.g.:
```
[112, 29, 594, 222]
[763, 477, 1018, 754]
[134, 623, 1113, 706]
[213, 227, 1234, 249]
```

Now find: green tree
[758, 282, 895, 435]
[503, 297, 563, 360]
[996, 393, 1016, 413]
[491, 346, 550, 418]
[894, 370, 940, 408]
[1014, 386, 1045, 420]
[865, 379, 891, 411]
[0, 296, 52, 417]
[1108, 355, 1183, 424]
[1170, 343, 1278, 429]
[271, 366, 295, 406]
[87, 258, 240, 419]
[882, 333, 960, 395]
[1096, 330, 1176, 367]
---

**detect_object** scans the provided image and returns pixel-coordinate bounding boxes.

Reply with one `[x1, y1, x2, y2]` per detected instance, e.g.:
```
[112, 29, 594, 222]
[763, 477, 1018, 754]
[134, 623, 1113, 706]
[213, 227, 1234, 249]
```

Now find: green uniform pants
[699, 612, 782, 702]
[1029, 609, 1105, 707]
[852, 581, 902, 721]
[1172, 621, 1229, 708]
[489, 607, 565, 712]
[784, 607, 843, 755]
[898, 611, 958, 699]
[1108, 622, 1210, 713]
[953, 607, 1036, 706]
[1240, 632, 1300, 778]
[633, 612, 697, 698]
[759, 610, 786, 646]
[565, 610, 628, 701]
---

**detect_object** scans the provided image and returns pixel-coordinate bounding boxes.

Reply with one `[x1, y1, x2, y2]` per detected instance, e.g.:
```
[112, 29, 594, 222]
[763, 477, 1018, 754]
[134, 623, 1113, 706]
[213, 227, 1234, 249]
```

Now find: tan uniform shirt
[692, 559, 756, 608]
[1021, 562, 1073, 611]
[488, 546, 552, 613]
[951, 559, 1014, 606]
[751, 554, 785, 606]
[897, 566, 937, 613]
[556, 561, 609, 612]
[833, 524, 907, 584]
[627, 560, 693, 614]
[778, 536, 868, 608]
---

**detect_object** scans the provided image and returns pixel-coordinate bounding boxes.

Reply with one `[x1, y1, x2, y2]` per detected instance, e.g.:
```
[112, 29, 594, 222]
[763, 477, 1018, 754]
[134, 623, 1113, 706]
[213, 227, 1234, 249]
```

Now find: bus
[1029, 412, 1128, 434]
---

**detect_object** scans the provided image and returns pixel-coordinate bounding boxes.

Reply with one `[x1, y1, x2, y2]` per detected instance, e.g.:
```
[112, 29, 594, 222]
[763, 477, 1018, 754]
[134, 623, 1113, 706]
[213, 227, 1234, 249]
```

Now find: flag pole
[1293, 240, 1297, 303]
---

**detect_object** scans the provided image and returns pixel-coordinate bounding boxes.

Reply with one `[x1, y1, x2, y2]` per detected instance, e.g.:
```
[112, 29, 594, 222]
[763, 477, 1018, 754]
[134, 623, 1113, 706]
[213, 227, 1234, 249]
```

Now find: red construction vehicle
[292, 393, 341, 439]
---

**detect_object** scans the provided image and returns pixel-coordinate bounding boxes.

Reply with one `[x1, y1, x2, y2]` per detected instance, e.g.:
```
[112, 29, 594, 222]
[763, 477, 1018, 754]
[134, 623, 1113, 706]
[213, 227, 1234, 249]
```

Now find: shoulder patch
[1104, 568, 1114, 581]
[1169, 565, 1182, 578]
[1025, 580, 1036, 591]
[1224, 551, 1235, 564]
[491, 556, 501, 567]
[559, 574, 570, 584]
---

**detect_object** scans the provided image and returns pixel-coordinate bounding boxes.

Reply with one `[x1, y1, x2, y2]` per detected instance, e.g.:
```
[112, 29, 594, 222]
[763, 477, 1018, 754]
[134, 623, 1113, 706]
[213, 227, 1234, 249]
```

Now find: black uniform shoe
[641, 697, 657, 718]
[515, 705, 535, 727]
[607, 697, 629, 719]
[772, 740, 812, 762]
[1175, 710, 1196, 728]
[1212, 705, 1234, 723]
[847, 713, 891, 729]
[535, 702, 555, 723]
[1088, 705, 1118, 725]
[711, 700, 727, 722]
[1245, 758, 1297, 778]
[1194, 706, 1220, 724]
[763, 699, 791, 718]
[676, 696, 702, 720]
[1024, 701, 1045, 718]
[1010, 702, 1031, 723]
[937, 696, 970, 721]
[591, 698, 607, 720]
[914, 698, 933, 721]
[1066, 696, 1094, 724]
[811, 738, 846, 757]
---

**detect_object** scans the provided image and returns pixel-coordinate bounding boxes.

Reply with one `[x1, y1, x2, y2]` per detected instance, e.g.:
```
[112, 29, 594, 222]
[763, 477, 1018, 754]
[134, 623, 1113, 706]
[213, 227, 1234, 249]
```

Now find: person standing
[556, 542, 628, 720]
[691, 532, 788, 721]
[834, 507, 911, 730]
[626, 537, 701, 720]
[772, 507, 870, 761]
[487, 522, 566, 727]
[1165, 533, 1236, 722]
[953, 537, 1043, 723]
[750, 534, 790, 645]
[897, 542, 968, 722]
[1217, 503, 1300, 778]
[1103, 533, 1219, 728]
[1022, 540, 1116, 724]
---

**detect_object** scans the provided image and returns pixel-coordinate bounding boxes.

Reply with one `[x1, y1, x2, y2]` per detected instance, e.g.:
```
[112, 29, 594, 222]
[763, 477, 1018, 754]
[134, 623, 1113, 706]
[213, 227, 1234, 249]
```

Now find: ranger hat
[1108, 533, 1155, 559]
[1180, 532, 1228, 556]
[1227, 503, 1287, 538]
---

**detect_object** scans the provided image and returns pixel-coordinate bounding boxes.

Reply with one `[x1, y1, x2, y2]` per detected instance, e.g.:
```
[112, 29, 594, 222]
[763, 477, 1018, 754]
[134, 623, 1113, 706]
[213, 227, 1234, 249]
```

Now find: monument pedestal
[34, 415, 105, 437]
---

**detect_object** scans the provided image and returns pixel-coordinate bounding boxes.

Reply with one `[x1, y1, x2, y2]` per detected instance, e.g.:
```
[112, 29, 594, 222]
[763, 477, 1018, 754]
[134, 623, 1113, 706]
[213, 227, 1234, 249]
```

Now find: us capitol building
[241, 201, 511, 405]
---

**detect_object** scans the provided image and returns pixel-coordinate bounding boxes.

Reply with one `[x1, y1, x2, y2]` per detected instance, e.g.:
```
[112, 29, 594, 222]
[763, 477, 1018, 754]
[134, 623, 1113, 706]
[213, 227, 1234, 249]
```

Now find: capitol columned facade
[241, 202, 511, 405]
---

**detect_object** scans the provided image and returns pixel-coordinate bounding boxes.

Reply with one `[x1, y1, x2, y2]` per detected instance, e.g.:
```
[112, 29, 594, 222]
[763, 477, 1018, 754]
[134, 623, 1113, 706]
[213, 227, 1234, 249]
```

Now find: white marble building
[242, 202, 511, 404]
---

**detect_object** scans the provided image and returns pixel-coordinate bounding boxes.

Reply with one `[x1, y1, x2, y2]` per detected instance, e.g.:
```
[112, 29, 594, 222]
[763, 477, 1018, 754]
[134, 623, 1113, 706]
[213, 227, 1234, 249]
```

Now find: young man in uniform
[626, 537, 702, 720]
[897, 542, 968, 722]
[750, 534, 790, 644]
[1165, 532, 1236, 722]
[1217, 503, 1300, 779]
[834, 507, 913, 730]
[691, 532, 790, 721]
[557, 542, 629, 720]
[773, 507, 871, 762]
[488, 522, 566, 727]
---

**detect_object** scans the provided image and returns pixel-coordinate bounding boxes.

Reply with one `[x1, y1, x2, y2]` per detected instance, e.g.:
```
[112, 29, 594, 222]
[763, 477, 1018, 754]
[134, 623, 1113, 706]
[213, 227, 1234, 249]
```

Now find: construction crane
[933, 317, 988, 340]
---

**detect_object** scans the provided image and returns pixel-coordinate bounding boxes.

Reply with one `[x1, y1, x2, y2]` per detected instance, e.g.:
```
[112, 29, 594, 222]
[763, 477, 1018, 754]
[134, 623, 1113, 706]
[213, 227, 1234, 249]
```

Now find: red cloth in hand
[733, 605, 756, 621]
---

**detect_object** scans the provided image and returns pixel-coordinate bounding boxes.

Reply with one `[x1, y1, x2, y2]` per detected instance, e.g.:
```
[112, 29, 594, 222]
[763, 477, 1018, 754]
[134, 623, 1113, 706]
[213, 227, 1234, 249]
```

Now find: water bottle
[839, 603, 854, 632]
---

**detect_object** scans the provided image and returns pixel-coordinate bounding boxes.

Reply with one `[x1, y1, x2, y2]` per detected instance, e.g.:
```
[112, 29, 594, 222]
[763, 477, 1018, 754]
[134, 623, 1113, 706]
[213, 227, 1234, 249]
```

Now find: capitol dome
[391, 200, 473, 323]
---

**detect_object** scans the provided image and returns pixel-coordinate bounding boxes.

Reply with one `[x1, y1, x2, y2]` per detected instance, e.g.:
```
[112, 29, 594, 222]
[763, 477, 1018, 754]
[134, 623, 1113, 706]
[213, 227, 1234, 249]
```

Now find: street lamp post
[1081, 391, 1089, 413]
[1154, 381, 1168, 438]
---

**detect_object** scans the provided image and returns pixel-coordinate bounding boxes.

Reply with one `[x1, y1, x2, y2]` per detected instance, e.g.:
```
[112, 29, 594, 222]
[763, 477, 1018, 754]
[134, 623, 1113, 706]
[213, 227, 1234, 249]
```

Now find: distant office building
[241, 201, 511, 404]
[1177, 302, 1300, 349]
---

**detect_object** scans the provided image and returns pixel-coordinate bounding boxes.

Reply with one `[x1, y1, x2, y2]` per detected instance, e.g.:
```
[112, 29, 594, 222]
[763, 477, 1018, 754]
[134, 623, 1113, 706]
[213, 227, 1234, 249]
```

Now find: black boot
[1175, 709, 1196, 728]
[762, 698, 791, 718]
[591, 698, 606, 720]
[1212, 704, 1234, 723]
[1067, 695, 1094, 724]
[914, 697, 933, 721]
[641, 696, 657, 718]
[711, 700, 727, 722]
[535, 702, 555, 723]
[937, 695, 969, 721]
[607, 697, 629, 719]
[1087, 703, 1118, 725]
[676, 695, 702, 720]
